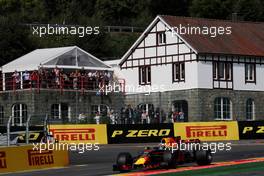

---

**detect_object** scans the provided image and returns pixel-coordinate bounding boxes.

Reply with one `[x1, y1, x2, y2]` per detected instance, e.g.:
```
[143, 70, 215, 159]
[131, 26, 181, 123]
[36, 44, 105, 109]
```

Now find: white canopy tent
[1, 46, 113, 91]
[1, 46, 111, 73]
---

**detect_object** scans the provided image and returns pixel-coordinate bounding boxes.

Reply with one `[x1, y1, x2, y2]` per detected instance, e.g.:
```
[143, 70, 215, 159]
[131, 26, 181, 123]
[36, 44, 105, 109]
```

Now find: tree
[0, 0, 22, 17]
[9, 0, 47, 23]
[190, 0, 234, 19]
[0, 16, 36, 66]
[149, 0, 190, 17]
[94, 0, 141, 25]
[233, 0, 264, 21]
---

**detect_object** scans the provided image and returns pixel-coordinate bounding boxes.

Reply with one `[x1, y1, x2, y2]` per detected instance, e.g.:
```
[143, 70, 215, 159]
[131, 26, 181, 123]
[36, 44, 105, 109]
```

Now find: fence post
[81, 76, 84, 95]
[60, 75, 63, 95]
[25, 115, 31, 144]
[2, 73, 5, 91]
[13, 78, 15, 93]
[37, 73, 40, 93]
[44, 114, 48, 135]
[7, 116, 12, 146]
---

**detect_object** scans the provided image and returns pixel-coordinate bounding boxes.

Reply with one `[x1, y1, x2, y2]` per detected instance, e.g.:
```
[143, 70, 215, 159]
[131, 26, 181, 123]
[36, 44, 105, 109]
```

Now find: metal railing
[1, 73, 125, 94]
[5, 114, 48, 146]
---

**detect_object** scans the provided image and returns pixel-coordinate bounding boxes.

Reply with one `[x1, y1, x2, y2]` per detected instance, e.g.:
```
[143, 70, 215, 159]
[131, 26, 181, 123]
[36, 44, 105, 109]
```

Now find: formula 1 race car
[113, 137, 212, 172]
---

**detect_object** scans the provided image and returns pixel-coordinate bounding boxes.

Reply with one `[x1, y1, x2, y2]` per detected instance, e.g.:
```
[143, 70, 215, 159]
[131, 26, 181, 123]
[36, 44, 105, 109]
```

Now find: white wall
[195, 60, 264, 91]
[197, 61, 213, 89]
[153, 61, 199, 91]
[233, 63, 264, 91]
[118, 61, 200, 94]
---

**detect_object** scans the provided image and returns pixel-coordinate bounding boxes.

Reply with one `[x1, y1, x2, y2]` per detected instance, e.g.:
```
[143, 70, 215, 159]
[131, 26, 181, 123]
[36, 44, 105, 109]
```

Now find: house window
[213, 62, 232, 81]
[0, 106, 4, 124]
[51, 104, 60, 119]
[51, 103, 69, 120]
[245, 64, 256, 83]
[173, 62, 185, 82]
[12, 104, 27, 126]
[157, 32, 166, 45]
[246, 99, 255, 120]
[139, 66, 151, 85]
[214, 97, 232, 120]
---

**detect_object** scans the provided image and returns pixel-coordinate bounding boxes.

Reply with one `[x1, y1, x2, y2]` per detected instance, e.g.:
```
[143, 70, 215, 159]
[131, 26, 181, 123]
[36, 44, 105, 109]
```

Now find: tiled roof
[161, 15, 264, 57]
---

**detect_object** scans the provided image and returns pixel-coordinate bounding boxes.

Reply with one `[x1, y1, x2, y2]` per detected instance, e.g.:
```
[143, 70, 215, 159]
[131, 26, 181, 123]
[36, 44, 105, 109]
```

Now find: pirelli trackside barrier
[0, 126, 44, 134]
[238, 121, 264, 139]
[48, 121, 264, 144]
[17, 132, 44, 143]
[49, 124, 108, 144]
[0, 126, 44, 143]
[174, 121, 239, 141]
[107, 124, 174, 144]
[0, 145, 69, 174]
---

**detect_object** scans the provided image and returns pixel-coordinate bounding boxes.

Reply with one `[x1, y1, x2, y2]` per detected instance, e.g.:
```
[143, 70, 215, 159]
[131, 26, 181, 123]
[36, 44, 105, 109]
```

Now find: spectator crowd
[87, 104, 186, 124]
[8, 67, 112, 91]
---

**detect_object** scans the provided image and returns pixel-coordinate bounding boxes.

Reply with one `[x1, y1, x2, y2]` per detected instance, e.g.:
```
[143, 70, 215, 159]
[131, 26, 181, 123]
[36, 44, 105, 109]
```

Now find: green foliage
[149, 0, 190, 17]
[104, 33, 140, 58]
[95, 0, 132, 25]
[0, 0, 22, 17]
[1, 0, 264, 66]
[190, 0, 264, 21]
[233, 0, 264, 21]
[0, 16, 36, 66]
[190, 0, 234, 19]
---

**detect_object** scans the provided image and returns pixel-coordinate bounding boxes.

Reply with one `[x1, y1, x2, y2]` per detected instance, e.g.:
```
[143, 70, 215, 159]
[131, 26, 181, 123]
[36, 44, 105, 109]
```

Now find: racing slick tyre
[161, 151, 177, 169]
[195, 149, 212, 166]
[116, 152, 133, 166]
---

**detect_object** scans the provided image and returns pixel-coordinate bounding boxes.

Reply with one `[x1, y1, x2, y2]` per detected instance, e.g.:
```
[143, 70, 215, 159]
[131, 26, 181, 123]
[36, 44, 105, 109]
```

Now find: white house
[116, 15, 264, 122]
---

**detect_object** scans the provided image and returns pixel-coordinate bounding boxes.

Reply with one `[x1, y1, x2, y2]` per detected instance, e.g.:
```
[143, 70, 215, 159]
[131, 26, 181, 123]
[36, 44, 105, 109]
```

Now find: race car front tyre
[195, 149, 212, 166]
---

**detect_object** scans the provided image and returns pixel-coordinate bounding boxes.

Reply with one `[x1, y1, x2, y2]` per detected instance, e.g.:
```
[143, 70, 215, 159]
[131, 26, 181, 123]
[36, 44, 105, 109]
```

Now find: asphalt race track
[4, 140, 264, 176]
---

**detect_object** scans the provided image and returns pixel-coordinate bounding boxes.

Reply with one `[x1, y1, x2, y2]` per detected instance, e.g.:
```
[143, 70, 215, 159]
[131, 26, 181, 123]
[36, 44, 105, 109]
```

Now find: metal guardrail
[5, 114, 48, 146]
[7, 116, 12, 146]
[25, 115, 31, 144]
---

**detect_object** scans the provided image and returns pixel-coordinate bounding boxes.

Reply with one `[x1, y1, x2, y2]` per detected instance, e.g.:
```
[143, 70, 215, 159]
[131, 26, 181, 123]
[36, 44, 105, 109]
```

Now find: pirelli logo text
[28, 150, 54, 166]
[0, 151, 7, 169]
[50, 128, 95, 141]
[186, 125, 227, 138]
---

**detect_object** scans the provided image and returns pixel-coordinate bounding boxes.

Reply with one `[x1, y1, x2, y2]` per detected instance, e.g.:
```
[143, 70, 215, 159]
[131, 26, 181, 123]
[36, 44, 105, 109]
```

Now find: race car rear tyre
[163, 151, 172, 163]
[195, 149, 212, 166]
[116, 152, 133, 166]
[162, 151, 177, 169]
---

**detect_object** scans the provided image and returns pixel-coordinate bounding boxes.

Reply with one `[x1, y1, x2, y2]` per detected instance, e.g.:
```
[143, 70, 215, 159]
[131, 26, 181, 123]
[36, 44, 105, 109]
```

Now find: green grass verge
[153, 162, 264, 176]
